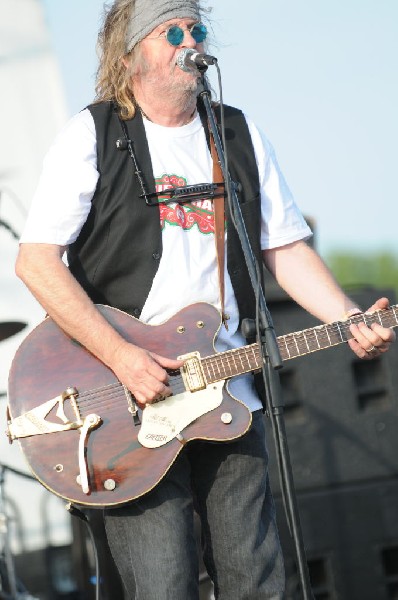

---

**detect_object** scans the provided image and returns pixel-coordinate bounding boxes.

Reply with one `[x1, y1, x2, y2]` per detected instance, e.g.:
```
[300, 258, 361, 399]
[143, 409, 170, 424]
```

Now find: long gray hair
[94, 0, 210, 119]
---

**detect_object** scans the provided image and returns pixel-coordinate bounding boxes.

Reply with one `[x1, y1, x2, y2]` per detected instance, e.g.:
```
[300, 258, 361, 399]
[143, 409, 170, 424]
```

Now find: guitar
[7, 302, 398, 508]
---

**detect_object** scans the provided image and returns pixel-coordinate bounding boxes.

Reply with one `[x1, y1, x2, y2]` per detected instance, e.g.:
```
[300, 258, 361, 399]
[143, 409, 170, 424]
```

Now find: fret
[201, 360, 212, 383]
[313, 327, 321, 350]
[293, 333, 300, 355]
[200, 304, 398, 379]
[243, 346, 258, 371]
[336, 322, 344, 343]
[325, 324, 332, 347]
[214, 358, 223, 379]
[300, 332, 310, 353]
[224, 351, 232, 378]
[230, 349, 240, 376]
[237, 349, 246, 372]
[325, 324, 338, 346]
[292, 333, 301, 354]
[206, 358, 217, 381]
[223, 352, 233, 378]
[215, 355, 224, 379]
[202, 344, 258, 383]
[277, 339, 287, 362]
[383, 306, 398, 327]
[284, 334, 299, 358]
[227, 356, 236, 378]
[283, 336, 291, 359]
[228, 350, 240, 376]
[302, 331, 311, 353]
[250, 345, 260, 369]
[311, 329, 322, 350]
[244, 349, 252, 370]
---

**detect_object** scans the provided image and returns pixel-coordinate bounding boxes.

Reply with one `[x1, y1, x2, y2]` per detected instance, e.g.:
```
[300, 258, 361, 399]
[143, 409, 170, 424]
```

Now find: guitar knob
[221, 412, 232, 424]
[104, 479, 117, 491]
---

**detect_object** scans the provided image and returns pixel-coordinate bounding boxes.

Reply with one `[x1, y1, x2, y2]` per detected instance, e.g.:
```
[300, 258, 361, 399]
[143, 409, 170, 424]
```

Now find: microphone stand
[197, 72, 315, 600]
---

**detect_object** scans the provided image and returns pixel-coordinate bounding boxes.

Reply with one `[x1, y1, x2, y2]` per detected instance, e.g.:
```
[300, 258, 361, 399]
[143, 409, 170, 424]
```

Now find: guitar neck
[201, 304, 398, 383]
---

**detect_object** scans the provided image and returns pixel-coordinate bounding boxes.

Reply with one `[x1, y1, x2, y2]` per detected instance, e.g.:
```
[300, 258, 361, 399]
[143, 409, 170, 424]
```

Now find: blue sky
[41, 0, 398, 257]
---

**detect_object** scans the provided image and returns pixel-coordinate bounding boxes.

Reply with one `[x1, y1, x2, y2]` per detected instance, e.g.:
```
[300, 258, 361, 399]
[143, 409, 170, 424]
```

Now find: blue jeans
[104, 410, 285, 599]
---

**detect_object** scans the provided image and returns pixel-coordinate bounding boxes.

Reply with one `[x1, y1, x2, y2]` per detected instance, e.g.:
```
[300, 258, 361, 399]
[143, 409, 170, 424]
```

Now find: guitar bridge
[178, 352, 206, 392]
[7, 388, 83, 441]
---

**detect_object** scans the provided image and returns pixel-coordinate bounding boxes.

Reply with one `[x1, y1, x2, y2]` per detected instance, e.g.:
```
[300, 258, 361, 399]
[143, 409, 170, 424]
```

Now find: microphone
[176, 48, 218, 72]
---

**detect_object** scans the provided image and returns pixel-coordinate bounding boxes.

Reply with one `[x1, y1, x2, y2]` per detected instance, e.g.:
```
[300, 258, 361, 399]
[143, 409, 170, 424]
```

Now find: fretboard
[201, 304, 398, 384]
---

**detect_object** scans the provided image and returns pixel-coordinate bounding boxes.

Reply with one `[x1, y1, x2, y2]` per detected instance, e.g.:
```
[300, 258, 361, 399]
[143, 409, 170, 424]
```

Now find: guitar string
[64, 308, 398, 414]
[200, 309, 397, 377]
[87, 377, 187, 407]
[202, 309, 398, 371]
[175, 308, 397, 381]
[73, 372, 187, 414]
[203, 320, 375, 370]
[278, 311, 398, 355]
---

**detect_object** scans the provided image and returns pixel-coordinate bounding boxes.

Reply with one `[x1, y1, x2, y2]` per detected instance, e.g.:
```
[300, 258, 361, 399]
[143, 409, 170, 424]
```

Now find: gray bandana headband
[125, 0, 201, 53]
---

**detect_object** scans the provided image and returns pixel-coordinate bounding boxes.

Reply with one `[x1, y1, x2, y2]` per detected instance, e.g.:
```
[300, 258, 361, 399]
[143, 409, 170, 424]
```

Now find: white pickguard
[138, 380, 225, 448]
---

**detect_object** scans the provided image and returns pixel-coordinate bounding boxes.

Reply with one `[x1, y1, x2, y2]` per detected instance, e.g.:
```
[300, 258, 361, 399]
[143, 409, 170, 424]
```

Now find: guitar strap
[209, 131, 229, 330]
[118, 103, 228, 329]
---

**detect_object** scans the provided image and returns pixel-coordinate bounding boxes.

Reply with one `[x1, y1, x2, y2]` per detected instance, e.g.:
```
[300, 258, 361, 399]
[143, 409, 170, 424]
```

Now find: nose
[180, 28, 197, 49]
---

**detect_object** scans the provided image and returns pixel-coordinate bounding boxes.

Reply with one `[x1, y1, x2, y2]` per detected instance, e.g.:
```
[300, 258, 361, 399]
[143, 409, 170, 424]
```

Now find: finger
[132, 377, 172, 405]
[370, 322, 396, 344]
[366, 344, 379, 355]
[349, 321, 381, 351]
[147, 353, 185, 387]
[151, 352, 185, 371]
[348, 332, 391, 359]
[139, 353, 173, 384]
[348, 338, 375, 360]
[364, 296, 390, 314]
[354, 324, 395, 355]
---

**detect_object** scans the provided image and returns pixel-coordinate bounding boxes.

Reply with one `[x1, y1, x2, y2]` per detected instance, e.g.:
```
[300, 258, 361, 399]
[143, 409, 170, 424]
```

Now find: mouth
[175, 48, 200, 73]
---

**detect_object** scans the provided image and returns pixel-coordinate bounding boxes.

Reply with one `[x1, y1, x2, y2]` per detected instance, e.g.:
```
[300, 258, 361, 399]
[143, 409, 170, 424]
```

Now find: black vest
[68, 101, 263, 320]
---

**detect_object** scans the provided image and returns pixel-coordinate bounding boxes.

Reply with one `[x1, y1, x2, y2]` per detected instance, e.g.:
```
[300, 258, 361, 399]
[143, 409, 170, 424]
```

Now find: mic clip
[116, 138, 131, 151]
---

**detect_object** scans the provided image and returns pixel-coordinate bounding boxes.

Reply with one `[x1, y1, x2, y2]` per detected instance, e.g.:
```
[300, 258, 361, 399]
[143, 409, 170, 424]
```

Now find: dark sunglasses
[158, 22, 207, 47]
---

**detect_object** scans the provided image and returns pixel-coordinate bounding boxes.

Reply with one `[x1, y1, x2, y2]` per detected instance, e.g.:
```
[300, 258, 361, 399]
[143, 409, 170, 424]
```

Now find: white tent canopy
[0, 0, 70, 552]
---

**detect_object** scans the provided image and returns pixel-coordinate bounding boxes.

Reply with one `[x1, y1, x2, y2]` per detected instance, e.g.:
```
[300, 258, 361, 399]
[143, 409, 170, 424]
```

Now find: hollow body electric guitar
[7, 302, 398, 507]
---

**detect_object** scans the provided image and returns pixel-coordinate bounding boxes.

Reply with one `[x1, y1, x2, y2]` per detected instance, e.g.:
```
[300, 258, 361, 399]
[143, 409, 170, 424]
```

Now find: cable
[65, 504, 101, 600]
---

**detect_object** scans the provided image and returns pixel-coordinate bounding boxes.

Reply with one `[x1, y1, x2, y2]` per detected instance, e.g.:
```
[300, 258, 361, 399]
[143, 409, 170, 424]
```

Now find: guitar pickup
[178, 352, 206, 392]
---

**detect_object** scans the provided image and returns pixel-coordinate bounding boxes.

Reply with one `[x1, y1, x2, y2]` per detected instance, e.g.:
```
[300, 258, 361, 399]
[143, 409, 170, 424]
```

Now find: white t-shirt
[21, 108, 312, 411]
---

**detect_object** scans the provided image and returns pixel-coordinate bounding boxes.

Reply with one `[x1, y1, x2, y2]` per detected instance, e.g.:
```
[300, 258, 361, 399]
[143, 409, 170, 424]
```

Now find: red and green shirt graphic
[156, 174, 215, 235]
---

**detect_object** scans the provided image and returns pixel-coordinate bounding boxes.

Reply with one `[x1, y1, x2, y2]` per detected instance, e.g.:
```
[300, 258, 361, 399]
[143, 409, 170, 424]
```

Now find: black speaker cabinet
[276, 479, 398, 600]
[262, 286, 398, 599]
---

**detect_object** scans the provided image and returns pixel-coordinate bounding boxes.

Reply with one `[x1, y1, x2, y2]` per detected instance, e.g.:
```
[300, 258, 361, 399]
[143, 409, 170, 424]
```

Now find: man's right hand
[110, 341, 184, 406]
[15, 243, 184, 408]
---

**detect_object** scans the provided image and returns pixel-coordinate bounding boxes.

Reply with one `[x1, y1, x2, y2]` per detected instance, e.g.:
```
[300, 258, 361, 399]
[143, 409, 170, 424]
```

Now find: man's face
[135, 17, 205, 93]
